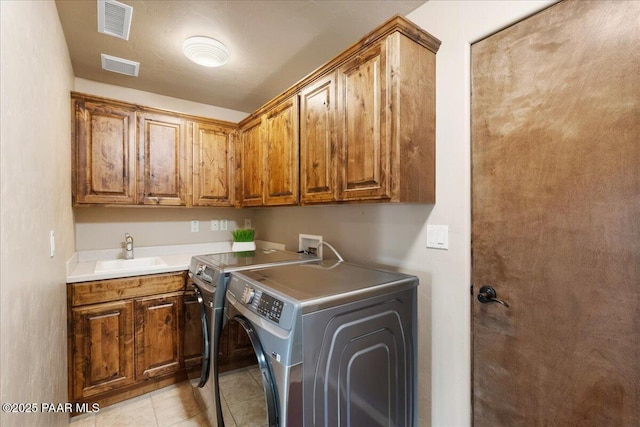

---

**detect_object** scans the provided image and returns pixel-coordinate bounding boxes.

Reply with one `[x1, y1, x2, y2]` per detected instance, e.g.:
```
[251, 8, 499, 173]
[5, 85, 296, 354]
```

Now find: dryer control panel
[227, 275, 296, 331]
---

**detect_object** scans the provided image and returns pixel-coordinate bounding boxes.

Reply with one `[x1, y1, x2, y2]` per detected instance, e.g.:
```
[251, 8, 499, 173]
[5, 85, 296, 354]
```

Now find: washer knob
[242, 287, 255, 305]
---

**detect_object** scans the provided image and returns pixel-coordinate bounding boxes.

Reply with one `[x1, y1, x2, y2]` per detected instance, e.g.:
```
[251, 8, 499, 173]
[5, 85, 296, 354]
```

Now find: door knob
[477, 285, 509, 308]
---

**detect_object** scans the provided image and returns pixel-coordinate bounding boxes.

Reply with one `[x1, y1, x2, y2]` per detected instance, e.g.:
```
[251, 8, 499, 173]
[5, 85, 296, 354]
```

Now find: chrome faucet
[124, 233, 134, 259]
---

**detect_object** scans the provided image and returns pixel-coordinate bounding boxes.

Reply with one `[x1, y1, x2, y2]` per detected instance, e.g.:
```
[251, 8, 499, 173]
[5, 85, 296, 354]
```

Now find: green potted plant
[231, 228, 256, 252]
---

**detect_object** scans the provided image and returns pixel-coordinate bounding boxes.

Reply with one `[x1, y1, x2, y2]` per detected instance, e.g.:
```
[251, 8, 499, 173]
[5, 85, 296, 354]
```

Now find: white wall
[0, 1, 75, 426]
[256, 1, 555, 426]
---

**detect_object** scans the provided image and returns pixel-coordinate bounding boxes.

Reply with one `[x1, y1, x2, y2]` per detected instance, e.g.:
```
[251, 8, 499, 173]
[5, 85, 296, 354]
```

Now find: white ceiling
[55, 0, 426, 113]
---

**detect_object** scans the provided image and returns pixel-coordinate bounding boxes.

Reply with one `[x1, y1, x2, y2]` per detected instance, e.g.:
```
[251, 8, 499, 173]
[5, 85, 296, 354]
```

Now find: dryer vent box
[299, 234, 322, 259]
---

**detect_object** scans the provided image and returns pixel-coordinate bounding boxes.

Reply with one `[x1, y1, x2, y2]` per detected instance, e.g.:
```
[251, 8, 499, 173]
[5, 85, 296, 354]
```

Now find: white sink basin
[94, 257, 167, 273]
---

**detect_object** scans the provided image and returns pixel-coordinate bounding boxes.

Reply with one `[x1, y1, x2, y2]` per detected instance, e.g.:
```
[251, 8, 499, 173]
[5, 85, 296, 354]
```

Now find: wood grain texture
[191, 120, 235, 206]
[134, 293, 182, 380]
[72, 97, 137, 205]
[69, 272, 186, 307]
[182, 291, 203, 370]
[300, 72, 338, 204]
[471, 1, 640, 425]
[338, 40, 389, 201]
[137, 111, 189, 206]
[71, 300, 134, 399]
[264, 96, 299, 206]
[68, 272, 191, 407]
[237, 115, 264, 206]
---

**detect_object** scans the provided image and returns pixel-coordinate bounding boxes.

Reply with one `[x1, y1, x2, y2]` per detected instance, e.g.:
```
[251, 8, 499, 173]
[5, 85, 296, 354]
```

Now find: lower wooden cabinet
[134, 293, 182, 380]
[68, 272, 193, 408]
[70, 300, 135, 400]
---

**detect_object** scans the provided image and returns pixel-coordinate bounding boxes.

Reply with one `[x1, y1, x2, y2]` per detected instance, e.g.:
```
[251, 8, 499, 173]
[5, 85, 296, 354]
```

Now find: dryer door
[230, 315, 279, 427]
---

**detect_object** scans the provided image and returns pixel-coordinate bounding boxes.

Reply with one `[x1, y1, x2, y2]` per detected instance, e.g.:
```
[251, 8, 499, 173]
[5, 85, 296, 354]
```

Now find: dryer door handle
[233, 315, 279, 427]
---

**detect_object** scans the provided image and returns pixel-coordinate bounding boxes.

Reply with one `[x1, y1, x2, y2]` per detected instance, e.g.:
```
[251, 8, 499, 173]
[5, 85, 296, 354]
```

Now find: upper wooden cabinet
[191, 121, 234, 207]
[72, 98, 137, 205]
[71, 16, 439, 208]
[72, 93, 237, 207]
[264, 96, 299, 206]
[319, 18, 439, 203]
[299, 73, 337, 203]
[237, 96, 299, 207]
[137, 112, 188, 206]
[237, 115, 264, 207]
[337, 42, 389, 201]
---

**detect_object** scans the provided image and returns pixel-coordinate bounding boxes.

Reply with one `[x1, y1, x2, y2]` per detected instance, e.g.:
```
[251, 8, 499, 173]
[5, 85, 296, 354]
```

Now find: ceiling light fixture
[182, 36, 230, 68]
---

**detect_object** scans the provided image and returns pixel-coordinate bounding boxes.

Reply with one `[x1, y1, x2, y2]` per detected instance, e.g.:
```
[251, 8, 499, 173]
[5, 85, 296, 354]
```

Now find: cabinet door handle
[88, 312, 120, 320]
[148, 303, 174, 310]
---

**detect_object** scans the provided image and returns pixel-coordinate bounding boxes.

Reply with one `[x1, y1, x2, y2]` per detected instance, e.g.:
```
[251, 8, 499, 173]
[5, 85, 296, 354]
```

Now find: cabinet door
[237, 116, 264, 206]
[264, 96, 299, 206]
[134, 293, 182, 380]
[73, 98, 137, 205]
[192, 121, 235, 206]
[182, 291, 204, 371]
[71, 301, 134, 400]
[337, 41, 390, 201]
[137, 112, 188, 206]
[300, 74, 337, 203]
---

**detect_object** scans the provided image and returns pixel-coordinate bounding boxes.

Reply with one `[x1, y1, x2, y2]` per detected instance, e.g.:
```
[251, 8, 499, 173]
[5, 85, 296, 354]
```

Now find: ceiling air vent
[97, 0, 133, 40]
[101, 54, 140, 77]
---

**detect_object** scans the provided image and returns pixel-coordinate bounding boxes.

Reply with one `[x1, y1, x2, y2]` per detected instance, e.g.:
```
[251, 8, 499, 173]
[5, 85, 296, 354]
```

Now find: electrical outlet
[244, 219, 252, 229]
[191, 220, 199, 232]
[220, 219, 228, 231]
[211, 220, 219, 231]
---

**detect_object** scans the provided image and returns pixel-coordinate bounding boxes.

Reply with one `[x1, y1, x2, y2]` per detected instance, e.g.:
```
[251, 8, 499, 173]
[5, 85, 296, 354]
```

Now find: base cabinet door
[134, 293, 182, 380]
[182, 291, 204, 371]
[71, 301, 135, 399]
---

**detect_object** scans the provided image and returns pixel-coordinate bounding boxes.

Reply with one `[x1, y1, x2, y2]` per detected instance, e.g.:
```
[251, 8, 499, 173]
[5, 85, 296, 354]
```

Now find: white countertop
[66, 240, 285, 283]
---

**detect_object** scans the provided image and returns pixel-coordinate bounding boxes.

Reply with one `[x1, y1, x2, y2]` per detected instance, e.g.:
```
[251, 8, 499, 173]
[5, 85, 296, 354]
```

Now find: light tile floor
[69, 365, 266, 427]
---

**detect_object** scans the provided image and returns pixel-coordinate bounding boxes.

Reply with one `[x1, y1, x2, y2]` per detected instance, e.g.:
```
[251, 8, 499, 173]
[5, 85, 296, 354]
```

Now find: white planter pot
[232, 241, 256, 252]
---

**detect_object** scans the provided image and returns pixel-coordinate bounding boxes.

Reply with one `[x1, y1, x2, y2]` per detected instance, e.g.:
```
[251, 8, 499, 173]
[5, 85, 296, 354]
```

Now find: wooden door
[237, 116, 264, 206]
[192, 121, 234, 206]
[471, 1, 640, 426]
[337, 40, 390, 201]
[264, 96, 299, 206]
[134, 293, 182, 380]
[182, 291, 204, 371]
[300, 73, 337, 204]
[72, 98, 137, 205]
[71, 301, 134, 399]
[137, 112, 188, 206]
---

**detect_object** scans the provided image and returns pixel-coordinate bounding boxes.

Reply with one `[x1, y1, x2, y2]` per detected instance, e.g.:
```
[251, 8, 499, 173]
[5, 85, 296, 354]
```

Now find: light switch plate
[210, 220, 219, 231]
[427, 225, 448, 250]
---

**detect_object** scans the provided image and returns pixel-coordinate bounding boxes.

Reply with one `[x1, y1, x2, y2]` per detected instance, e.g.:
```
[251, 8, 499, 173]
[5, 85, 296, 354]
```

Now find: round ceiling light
[182, 36, 229, 68]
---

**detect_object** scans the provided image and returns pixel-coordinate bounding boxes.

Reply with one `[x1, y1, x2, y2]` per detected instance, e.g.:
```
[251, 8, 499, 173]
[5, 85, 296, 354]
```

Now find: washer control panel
[227, 274, 296, 330]
[256, 292, 284, 323]
[241, 285, 285, 324]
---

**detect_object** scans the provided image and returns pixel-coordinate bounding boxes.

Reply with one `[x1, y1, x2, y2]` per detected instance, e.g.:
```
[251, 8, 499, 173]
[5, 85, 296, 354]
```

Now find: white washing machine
[225, 260, 418, 427]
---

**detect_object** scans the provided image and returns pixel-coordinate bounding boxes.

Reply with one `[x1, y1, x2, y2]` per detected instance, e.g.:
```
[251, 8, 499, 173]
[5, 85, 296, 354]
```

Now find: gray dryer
[226, 260, 418, 427]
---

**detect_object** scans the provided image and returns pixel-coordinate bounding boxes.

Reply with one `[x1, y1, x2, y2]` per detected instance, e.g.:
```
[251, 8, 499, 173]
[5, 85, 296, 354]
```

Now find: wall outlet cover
[299, 233, 323, 258]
